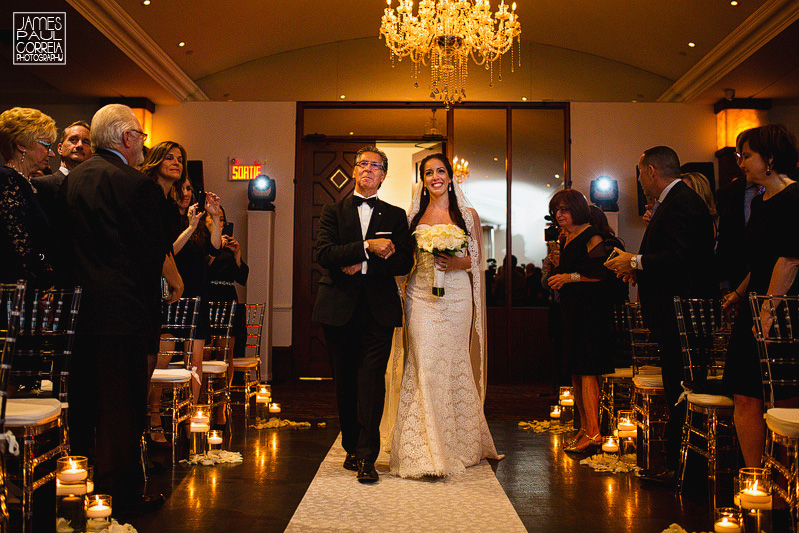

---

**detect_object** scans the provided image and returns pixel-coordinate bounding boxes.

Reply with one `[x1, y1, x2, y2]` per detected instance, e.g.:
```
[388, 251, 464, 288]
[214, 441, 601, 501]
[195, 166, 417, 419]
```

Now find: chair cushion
[633, 375, 664, 389]
[5, 398, 62, 427]
[603, 367, 633, 379]
[766, 408, 799, 438]
[232, 357, 260, 368]
[203, 361, 228, 374]
[686, 392, 733, 408]
[151, 369, 192, 383]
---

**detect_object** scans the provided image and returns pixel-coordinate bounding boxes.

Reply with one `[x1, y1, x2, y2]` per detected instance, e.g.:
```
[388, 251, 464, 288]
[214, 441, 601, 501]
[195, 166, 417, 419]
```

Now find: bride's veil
[380, 177, 488, 453]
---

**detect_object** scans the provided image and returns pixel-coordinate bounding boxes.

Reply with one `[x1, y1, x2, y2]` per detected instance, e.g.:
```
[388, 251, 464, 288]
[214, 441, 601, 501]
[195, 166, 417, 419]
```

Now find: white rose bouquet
[413, 224, 467, 296]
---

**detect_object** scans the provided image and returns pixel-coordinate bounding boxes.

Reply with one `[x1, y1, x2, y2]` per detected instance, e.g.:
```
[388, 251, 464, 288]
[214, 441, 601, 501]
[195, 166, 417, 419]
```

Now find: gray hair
[90, 104, 137, 150]
[355, 145, 388, 174]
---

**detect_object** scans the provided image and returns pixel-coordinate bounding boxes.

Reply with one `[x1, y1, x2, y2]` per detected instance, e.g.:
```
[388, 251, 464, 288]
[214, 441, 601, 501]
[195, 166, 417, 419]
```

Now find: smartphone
[607, 248, 620, 261]
[222, 222, 234, 238]
[196, 191, 207, 211]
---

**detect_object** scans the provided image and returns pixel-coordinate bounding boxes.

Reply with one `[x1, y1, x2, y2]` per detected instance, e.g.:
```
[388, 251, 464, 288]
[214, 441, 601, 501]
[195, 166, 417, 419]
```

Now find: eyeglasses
[554, 207, 570, 214]
[354, 160, 384, 171]
[129, 129, 149, 143]
[36, 140, 54, 151]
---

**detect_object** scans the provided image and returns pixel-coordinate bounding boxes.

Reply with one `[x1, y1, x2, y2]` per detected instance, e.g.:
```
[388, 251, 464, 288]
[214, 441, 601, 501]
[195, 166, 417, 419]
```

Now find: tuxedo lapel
[364, 200, 384, 239]
[342, 197, 363, 241]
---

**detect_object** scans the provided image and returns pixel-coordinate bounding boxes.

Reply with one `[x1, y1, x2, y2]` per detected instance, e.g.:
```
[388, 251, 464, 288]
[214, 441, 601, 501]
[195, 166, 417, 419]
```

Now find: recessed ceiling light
[546, 184, 551, 188]
[142, 0, 150, 4]
[555, 174, 560, 179]
[493, 157, 498, 161]
[688, 42, 696, 48]
[730, 0, 738, 5]
[178, 41, 185, 47]
[521, 97, 528, 101]
[340, 94, 346, 99]
[349, 131, 354, 135]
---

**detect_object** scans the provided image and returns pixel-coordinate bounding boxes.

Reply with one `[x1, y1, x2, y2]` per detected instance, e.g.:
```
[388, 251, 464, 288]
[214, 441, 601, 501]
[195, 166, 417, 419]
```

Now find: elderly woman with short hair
[0, 107, 57, 286]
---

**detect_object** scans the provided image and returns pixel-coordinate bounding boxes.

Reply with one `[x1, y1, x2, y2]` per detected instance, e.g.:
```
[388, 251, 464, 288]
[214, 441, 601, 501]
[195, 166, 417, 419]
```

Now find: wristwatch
[630, 256, 638, 270]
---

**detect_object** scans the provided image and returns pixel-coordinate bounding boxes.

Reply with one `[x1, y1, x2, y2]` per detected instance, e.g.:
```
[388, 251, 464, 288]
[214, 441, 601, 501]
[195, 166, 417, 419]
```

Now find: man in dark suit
[64, 104, 181, 512]
[605, 146, 716, 483]
[312, 146, 414, 483]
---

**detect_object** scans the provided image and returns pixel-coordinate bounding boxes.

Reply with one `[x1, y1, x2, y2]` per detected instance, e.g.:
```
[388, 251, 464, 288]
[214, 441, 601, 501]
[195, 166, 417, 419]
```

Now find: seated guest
[0, 107, 56, 287]
[721, 123, 799, 468]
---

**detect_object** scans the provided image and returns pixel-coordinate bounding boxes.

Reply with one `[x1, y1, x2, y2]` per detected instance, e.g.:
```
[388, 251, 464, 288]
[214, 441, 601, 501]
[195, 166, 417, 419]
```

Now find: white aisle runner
[285, 434, 527, 532]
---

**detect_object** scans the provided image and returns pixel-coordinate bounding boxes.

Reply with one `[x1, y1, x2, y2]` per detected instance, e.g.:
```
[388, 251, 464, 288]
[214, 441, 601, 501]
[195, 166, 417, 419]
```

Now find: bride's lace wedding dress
[389, 227, 500, 478]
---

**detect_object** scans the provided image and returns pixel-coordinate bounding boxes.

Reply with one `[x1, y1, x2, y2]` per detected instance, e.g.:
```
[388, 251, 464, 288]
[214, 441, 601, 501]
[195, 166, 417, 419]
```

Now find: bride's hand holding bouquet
[414, 224, 468, 296]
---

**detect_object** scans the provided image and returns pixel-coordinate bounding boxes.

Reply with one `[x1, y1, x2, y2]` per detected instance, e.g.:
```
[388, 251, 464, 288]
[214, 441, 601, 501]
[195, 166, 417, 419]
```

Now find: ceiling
[2, 0, 799, 107]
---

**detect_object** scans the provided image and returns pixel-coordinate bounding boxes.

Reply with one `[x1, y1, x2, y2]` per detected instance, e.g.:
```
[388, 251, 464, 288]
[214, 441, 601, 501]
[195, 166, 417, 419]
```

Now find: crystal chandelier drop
[380, 0, 521, 107]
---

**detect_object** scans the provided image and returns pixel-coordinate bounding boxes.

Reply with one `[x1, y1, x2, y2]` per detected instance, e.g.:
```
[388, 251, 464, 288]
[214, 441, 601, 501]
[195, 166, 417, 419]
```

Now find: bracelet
[570, 272, 581, 283]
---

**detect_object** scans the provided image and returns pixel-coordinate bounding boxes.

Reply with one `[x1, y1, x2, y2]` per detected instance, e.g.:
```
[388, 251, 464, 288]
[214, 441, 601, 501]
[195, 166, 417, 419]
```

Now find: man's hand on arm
[341, 263, 363, 275]
[366, 238, 395, 259]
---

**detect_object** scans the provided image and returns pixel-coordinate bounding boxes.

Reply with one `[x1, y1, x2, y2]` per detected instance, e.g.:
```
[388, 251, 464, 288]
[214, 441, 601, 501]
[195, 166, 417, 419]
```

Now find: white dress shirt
[354, 193, 377, 274]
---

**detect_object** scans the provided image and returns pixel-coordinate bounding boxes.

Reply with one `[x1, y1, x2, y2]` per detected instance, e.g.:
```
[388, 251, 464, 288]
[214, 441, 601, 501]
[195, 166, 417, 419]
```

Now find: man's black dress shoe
[343, 453, 358, 472]
[638, 469, 676, 487]
[356, 459, 378, 483]
[116, 493, 166, 515]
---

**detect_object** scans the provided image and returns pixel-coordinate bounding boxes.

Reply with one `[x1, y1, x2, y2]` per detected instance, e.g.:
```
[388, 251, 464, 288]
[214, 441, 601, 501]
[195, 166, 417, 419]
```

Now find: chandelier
[380, 0, 521, 107]
[452, 156, 470, 182]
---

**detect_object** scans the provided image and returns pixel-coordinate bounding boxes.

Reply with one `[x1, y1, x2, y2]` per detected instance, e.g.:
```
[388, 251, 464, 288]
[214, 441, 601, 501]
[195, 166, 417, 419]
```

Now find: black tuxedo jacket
[31, 169, 66, 222]
[312, 196, 414, 328]
[638, 180, 717, 337]
[64, 149, 170, 337]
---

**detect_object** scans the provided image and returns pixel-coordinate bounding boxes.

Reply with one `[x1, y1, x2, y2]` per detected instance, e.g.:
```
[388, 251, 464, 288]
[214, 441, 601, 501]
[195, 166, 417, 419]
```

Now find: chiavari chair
[230, 303, 265, 421]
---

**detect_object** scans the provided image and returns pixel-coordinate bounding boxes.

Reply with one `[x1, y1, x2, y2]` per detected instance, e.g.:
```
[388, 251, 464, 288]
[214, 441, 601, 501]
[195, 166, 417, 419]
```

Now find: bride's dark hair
[409, 153, 469, 235]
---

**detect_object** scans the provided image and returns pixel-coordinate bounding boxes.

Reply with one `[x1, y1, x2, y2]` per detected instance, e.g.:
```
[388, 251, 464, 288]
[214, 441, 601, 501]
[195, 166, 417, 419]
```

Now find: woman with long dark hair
[385, 153, 501, 478]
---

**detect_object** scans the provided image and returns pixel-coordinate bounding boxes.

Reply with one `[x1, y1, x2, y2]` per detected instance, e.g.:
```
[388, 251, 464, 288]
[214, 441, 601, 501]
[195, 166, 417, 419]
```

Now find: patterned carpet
[285, 435, 527, 532]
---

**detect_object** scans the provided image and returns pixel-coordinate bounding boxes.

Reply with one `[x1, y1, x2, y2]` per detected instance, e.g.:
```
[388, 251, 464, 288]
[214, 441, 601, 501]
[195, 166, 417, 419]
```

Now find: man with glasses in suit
[313, 146, 414, 483]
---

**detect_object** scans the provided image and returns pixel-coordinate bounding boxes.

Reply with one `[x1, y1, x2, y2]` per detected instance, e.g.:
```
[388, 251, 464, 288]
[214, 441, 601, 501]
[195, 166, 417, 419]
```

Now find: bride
[384, 153, 501, 478]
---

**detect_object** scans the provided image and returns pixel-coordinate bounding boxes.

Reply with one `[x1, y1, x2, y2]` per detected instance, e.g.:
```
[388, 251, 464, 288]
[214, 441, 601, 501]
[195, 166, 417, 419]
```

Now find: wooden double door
[292, 141, 370, 378]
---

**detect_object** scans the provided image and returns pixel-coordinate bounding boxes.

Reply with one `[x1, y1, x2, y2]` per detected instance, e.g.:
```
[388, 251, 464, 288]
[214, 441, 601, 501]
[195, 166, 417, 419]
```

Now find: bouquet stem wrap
[413, 224, 467, 298]
[433, 268, 446, 297]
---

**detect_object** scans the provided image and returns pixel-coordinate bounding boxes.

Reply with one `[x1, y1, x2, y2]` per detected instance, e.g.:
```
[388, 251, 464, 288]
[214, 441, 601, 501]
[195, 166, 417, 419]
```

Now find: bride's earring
[448, 183, 452, 192]
[422, 187, 428, 196]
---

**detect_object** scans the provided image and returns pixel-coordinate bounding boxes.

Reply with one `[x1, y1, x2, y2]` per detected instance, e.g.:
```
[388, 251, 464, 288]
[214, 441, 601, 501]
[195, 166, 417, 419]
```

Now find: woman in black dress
[547, 190, 614, 453]
[0, 107, 57, 287]
[721, 124, 799, 467]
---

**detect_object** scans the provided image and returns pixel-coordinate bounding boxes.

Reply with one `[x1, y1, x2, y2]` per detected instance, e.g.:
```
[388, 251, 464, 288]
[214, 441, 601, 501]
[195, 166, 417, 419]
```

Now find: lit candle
[550, 407, 561, 419]
[86, 504, 112, 518]
[56, 480, 87, 496]
[559, 398, 574, 406]
[269, 403, 281, 413]
[190, 422, 210, 433]
[191, 410, 210, 424]
[57, 459, 87, 483]
[714, 518, 741, 533]
[738, 488, 772, 509]
[208, 430, 223, 446]
[617, 419, 636, 432]
[617, 430, 637, 438]
[601, 437, 619, 453]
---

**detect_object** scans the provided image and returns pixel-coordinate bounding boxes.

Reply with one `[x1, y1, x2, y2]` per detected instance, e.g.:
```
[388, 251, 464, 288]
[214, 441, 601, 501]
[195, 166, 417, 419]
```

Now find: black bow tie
[353, 196, 377, 208]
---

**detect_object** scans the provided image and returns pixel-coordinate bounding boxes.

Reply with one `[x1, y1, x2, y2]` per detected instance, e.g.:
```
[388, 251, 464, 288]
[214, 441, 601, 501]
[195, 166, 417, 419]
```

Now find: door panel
[292, 141, 371, 378]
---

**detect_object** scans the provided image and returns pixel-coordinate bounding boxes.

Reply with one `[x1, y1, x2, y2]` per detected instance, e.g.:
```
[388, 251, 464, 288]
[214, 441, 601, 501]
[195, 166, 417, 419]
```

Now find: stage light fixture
[590, 176, 619, 212]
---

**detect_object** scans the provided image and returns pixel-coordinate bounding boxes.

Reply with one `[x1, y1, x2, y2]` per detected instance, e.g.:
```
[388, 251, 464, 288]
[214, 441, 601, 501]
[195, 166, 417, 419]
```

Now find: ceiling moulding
[658, 0, 799, 103]
[66, 0, 209, 102]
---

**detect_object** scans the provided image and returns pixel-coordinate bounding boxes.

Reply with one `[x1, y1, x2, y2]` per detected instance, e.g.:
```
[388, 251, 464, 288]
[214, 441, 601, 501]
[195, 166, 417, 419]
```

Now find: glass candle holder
[549, 404, 561, 423]
[256, 383, 271, 405]
[601, 436, 619, 456]
[558, 386, 574, 407]
[269, 402, 281, 414]
[738, 467, 772, 510]
[616, 410, 636, 435]
[56, 456, 88, 484]
[714, 507, 742, 533]
[208, 430, 223, 450]
[85, 494, 112, 532]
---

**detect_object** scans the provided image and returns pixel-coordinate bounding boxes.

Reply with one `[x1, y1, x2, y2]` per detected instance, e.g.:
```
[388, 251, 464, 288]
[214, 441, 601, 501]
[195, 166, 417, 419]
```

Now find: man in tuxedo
[312, 146, 414, 483]
[64, 104, 181, 512]
[32, 121, 91, 219]
[605, 146, 716, 483]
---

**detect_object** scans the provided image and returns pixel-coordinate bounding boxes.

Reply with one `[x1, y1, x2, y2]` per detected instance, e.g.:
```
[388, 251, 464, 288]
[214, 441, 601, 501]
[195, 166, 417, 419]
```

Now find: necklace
[5, 162, 28, 179]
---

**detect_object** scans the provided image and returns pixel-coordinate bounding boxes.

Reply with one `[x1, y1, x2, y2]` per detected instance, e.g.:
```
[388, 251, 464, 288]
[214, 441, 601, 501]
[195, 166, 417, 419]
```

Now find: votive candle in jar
[714, 508, 741, 533]
[269, 402, 281, 414]
[601, 437, 619, 454]
[85, 494, 112, 518]
[208, 430, 223, 447]
[550, 405, 561, 419]
[57, 456, 88, 483]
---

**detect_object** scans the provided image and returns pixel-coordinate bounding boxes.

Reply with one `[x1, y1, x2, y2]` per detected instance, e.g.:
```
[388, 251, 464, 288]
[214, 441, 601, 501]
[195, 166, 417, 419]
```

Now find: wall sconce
[590, 176, 618, 212]
[714, 97, 770, 150]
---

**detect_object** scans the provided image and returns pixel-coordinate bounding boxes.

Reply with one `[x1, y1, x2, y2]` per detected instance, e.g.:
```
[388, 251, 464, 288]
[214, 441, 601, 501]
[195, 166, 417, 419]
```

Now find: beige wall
[152, 102, 296, 346]
[149, 100, 720, 346]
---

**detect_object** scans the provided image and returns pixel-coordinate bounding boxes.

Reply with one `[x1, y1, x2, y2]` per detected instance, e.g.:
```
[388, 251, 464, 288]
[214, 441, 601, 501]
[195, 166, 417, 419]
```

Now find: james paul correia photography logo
[13, 12, 66, 65]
